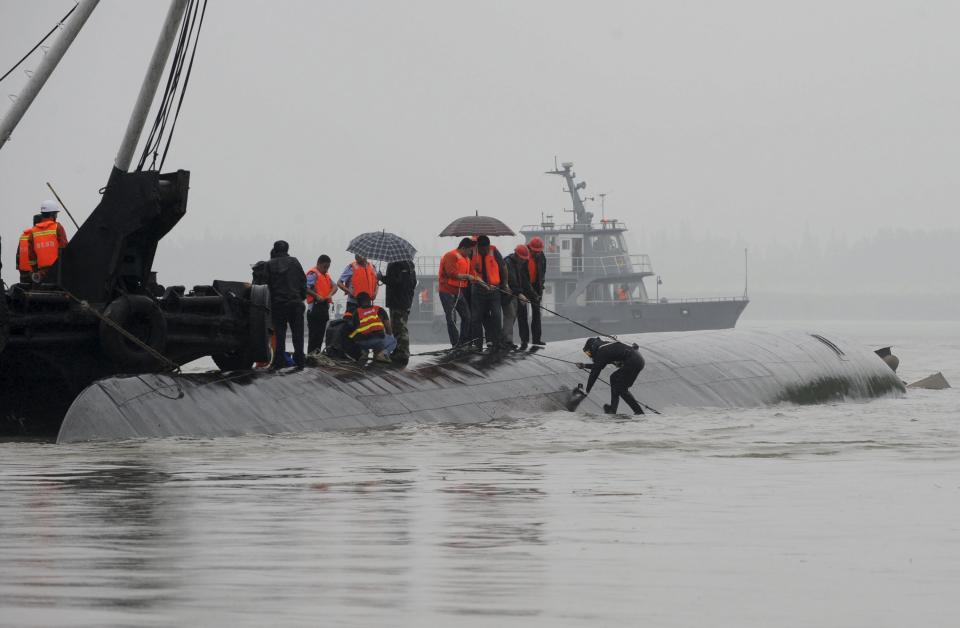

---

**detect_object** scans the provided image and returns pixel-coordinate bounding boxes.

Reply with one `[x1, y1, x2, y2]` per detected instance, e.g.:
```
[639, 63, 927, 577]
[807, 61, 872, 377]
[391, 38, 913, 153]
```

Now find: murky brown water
[2, 322, 960, 627]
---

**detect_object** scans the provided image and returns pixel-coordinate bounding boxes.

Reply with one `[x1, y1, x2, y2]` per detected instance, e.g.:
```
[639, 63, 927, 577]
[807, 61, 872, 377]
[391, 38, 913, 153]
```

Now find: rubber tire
[212, 284, 271, 371]
[99, 295, 168, 371]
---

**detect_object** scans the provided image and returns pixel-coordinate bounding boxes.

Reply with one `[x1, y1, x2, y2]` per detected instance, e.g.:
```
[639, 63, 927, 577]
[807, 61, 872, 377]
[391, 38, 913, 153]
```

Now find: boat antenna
[598, 192, 606, 221]
[0, 1, 99, 152]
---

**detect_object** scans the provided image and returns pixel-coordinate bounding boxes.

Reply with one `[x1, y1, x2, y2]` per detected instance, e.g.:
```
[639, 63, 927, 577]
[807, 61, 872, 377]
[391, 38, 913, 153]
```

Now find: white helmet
[39, 199, 62, 214]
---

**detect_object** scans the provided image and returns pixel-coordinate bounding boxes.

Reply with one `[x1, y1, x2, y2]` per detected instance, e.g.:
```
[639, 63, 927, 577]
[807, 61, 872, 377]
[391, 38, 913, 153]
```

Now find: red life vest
[32, 219, 65, 270]
[306, 267, 333, 304]
[17, 229, 35, 272]
[348, 306, 385, 338]
[471, 247, 501, 285]
[350, 262, 377, 298]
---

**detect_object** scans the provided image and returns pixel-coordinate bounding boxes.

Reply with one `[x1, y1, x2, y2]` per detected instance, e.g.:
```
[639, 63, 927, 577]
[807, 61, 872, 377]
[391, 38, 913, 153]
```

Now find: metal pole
[114, 0, 189, 172]
[0, 0, 100, 151]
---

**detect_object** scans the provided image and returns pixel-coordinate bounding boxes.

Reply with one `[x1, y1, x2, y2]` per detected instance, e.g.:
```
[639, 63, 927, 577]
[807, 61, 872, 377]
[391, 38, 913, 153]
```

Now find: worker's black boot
[622, 391, 645, 415]
[602, 404, 617, 415]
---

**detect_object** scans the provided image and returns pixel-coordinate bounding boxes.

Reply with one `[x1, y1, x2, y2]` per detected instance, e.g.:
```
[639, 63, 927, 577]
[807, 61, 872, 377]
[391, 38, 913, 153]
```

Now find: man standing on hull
[577, 337, 646, 415]
[501, 244, 532, 349]
[305, 255, 335, 354]
[469, 235, 506, 349]
[437, 238, 476, 347]
[521, 236, 547, 346]
[379, 258, 417, 365]
[266, 240, 307, 370]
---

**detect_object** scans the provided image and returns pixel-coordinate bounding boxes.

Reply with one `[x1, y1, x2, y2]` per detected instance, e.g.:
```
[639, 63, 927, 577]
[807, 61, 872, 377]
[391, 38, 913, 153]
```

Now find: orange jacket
[439, 249, 471, 294]
[17, 228, 35, 272]
[350, 262, 378, 298]
[348, 305, 386, 338]
[32, 219, 68, 270]
[306, 267, 334, 304]
[471, 247, 501, 286]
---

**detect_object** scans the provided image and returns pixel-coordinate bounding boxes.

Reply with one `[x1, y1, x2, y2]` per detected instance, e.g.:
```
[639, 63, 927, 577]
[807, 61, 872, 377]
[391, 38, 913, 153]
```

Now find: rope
[483, 281, 621, 343]
[60, 289, 181, 373]
[0, 3, 77, 85]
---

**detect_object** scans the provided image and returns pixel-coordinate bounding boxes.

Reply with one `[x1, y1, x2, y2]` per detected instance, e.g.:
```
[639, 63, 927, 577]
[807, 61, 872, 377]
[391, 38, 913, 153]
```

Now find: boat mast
[546, 161, 591, 226]
[114, 0, 189, 172]
[0, 0, 100, 152]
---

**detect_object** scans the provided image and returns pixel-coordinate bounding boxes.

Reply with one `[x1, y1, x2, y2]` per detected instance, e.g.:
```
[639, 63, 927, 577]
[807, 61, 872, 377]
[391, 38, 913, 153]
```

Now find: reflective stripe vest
[32, 219, 65, 269]
[348, 306, 385, 338]
[306, 267, 333, 304]
[471, 247, 501, 286]
[439, 249, 470, 289]
[350, 262, 377, 298]
[17, 229, 35, 272]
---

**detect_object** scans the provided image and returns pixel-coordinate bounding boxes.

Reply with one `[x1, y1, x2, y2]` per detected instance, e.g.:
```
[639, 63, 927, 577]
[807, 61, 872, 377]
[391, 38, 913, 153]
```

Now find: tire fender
[99, 295, 168, 371]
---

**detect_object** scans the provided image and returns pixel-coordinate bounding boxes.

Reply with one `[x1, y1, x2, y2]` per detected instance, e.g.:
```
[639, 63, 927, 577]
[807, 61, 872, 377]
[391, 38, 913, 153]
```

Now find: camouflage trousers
[389, 308, 411, 361]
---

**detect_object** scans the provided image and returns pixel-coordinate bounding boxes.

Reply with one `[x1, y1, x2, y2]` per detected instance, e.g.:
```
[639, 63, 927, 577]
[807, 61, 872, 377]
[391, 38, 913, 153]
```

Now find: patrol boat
[407, 161, 749, 343]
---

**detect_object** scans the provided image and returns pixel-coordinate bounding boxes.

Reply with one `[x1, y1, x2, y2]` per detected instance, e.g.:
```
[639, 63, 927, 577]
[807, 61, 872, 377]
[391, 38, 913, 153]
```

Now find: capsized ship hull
[56, 329, 903, 443]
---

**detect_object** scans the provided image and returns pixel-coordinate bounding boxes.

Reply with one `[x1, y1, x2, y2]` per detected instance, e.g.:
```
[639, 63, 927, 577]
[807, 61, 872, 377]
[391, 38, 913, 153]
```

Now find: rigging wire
[0, 3, 78, 85]
[136, 0, 208, 172]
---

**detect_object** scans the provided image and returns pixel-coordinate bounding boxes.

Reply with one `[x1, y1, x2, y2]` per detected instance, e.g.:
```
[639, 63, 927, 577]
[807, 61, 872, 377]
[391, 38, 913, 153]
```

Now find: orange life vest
[616, 288, 628, 301]
[17, 229, 35, 272]
[348, 306, 385, 338]
[439, 249, 470, 289]
[32, 219, 65, 270]
[420, 288, 430, 303]
[306, 267, 333, 304]
[471, 247, 501, 286]
[350, 262, 377, 298]
[527, 257, 537, 283]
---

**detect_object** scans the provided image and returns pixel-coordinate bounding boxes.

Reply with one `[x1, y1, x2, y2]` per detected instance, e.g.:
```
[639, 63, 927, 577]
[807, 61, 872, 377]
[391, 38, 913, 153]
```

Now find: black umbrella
[439, 213, 515, 237]
[347, 231, 417, 262]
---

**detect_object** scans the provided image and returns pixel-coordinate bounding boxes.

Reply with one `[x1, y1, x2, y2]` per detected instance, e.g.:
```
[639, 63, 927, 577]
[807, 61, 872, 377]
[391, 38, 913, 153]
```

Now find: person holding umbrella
[337, 253, 378, 309]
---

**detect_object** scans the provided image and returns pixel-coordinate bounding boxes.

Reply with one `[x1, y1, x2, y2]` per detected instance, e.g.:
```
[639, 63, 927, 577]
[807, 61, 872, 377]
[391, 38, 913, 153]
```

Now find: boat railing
[583, 295, 748, 305]
[415, 254, 652, 277]
[519, 220, 629, 233]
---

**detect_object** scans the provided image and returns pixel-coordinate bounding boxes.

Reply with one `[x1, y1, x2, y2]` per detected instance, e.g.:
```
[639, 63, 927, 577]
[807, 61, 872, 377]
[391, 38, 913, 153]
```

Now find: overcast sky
[1, 0, 958, 291]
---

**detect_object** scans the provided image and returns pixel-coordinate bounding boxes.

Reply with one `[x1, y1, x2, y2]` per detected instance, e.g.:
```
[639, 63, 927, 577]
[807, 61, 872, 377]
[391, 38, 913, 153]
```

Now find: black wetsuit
[584, 341, 646, 414]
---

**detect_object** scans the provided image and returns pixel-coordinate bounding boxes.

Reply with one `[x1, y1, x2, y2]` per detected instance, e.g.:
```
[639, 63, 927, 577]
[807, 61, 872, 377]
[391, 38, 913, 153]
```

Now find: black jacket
[583, 341, 645, 393]
[265, 254, 307, 305]
[502, 254, 534, 304]
[381, 260, 417, 310]
[529, 251, 547, 294]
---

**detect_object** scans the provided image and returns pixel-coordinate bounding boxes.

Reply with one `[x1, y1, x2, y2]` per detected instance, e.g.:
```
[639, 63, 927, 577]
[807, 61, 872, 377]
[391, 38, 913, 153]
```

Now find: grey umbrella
[439, 213, 515, 237]
[347, 231, 417, 262]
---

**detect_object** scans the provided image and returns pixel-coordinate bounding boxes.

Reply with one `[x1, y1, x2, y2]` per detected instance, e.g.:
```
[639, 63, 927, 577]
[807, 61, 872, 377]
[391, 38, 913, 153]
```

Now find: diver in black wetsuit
[576, 337, 646, 415]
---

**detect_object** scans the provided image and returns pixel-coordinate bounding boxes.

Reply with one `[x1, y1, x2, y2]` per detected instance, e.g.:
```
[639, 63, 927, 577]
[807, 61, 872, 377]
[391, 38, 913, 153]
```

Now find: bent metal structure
[57, 329, 904, 443]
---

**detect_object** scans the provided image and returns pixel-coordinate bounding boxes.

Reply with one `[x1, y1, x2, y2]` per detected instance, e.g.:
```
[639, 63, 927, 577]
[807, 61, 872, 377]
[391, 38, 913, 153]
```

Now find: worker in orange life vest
[437, 237, 477, 347]
[469, 235, 506, 349]
[305, 254, 336, 354]
[31, 201, 69, 281]
[520, 236, 547, 346]
[336, 254, 378, 309]
[14, 214, 42, 283]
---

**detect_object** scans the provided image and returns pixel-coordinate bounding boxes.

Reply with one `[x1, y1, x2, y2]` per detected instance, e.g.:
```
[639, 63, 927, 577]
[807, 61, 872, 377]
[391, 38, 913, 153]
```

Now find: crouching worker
[576, 337, 646, 415]
[346, 292, 396, 363]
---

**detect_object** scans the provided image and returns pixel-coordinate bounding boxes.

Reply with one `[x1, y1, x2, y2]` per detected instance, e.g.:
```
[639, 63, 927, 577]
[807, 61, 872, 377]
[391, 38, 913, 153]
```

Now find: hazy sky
[1, 0, 958, 290]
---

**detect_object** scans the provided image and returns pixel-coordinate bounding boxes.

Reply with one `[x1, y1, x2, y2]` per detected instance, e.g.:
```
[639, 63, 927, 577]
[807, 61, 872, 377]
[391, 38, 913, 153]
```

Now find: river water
[2, 321, 959, 627]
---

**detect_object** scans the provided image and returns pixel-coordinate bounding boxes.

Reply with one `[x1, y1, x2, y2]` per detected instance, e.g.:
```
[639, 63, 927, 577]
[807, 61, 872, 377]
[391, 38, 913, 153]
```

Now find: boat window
[561, 239, 570, 250]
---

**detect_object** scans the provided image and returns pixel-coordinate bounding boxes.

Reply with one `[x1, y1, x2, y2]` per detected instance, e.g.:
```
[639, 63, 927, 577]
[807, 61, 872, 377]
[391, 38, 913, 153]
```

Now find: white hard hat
[39, 199, 62, 214]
